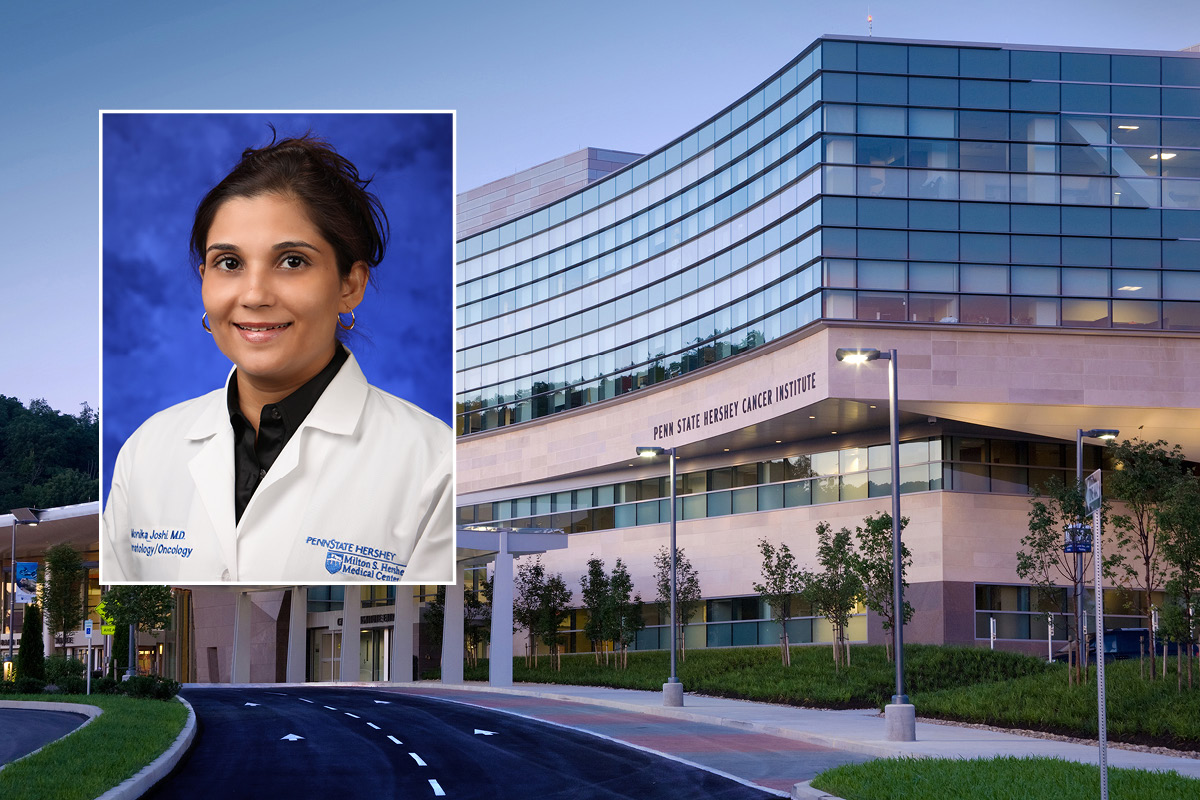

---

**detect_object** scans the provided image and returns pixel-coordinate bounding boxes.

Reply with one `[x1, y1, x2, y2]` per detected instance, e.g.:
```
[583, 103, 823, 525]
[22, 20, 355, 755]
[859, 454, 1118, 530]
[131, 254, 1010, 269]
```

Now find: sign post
[1085, 468, 1108, 800]
[84, 619, 93, 695]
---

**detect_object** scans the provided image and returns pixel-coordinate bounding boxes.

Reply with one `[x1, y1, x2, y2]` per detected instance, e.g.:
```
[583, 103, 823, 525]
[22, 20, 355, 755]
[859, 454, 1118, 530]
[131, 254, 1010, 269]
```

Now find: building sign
[650, 371, 819, 445]
[14, 562, 37, 604]
[336, 613, 395, 626]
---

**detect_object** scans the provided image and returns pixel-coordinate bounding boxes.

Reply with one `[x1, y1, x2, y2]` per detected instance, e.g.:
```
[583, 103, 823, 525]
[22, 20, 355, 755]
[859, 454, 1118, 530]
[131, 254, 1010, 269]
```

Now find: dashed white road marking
[345, 712, 360, 719]
[387, 735, 403, 745]
[429, 779, 445, 796]
[299, 698, 314, 703]
[409, 752, 427, 767]
[324, 706, 337, 710]
[367, 722, 380, 730]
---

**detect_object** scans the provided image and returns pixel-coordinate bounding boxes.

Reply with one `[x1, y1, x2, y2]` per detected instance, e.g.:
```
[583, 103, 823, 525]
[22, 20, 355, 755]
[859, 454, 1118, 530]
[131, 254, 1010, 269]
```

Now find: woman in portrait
[101, 119, 454, 584]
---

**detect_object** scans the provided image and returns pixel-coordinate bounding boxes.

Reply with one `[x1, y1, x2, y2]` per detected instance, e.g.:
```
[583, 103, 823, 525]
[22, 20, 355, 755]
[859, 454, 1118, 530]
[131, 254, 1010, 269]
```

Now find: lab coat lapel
[184, 381, 238, 573]
[241, 353, 369, 523]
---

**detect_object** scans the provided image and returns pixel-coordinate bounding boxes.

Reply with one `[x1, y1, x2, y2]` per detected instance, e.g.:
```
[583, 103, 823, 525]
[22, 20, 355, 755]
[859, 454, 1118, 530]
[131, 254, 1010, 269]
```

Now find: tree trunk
[1177, 645, 1182, 693]
[679, 624, 686, 663]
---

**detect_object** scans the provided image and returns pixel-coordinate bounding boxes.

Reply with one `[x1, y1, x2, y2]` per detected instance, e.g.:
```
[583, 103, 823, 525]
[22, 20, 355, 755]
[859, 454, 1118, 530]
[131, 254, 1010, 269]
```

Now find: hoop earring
[338, 308, 356, 332]
[202, 312, 212, 334]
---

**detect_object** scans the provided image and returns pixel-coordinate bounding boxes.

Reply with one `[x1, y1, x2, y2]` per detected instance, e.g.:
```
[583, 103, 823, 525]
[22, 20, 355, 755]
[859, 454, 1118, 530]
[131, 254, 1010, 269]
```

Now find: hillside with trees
[0, 396, 98, 510]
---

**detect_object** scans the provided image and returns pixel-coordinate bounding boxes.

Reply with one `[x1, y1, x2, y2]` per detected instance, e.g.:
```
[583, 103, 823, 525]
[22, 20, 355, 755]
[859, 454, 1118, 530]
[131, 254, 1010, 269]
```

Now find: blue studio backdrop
[101, 112, 453, 501]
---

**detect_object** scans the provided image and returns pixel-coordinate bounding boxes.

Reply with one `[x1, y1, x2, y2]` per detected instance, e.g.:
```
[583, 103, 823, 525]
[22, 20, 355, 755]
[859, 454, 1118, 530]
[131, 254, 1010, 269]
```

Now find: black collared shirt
[227, 346, 349, 523]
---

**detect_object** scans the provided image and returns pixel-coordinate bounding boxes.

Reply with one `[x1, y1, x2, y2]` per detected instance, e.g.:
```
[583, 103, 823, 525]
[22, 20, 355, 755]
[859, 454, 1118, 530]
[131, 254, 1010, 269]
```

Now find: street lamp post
[636, 445, 682, 707]
[8, 509, 41, 665]
[1074, 429, 1118, 671]
[835, 347, 913, 741]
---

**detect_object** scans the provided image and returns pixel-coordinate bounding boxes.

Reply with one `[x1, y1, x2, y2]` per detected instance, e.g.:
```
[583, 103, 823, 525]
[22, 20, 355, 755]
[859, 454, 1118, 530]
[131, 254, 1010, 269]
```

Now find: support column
[340, 586, 361, 683]
[441, 569, 464, 684]
[231, 591, 252, 684]
[286, 587, 308, 683]
[391, 585, 415, 682]
[490, 534, 514, 687]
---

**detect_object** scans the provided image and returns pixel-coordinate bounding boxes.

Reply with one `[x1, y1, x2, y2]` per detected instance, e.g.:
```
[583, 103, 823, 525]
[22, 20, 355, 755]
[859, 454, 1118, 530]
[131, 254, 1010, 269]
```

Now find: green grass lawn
[0, 694, 187, 800]
[466, 643, 1047, 707]
[811, 756, 1200, 800]
[459, 644, 1200, 749]
[917, 659, 1200, 749]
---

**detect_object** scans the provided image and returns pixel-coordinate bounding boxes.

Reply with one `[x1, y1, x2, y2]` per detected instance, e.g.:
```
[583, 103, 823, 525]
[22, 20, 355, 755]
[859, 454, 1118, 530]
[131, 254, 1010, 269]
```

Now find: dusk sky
[3, 0, 1198, 431]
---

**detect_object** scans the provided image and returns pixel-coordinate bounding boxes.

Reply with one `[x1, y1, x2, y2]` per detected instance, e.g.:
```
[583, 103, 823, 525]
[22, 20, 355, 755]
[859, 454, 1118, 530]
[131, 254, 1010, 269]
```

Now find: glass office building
[455, 35, 1200, 655]
[457, 37, 1200, 436]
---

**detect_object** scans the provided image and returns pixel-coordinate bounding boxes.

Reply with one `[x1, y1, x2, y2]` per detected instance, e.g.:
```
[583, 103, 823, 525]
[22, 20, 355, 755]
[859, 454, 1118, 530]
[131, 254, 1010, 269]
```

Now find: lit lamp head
[835, 347, 882, 365]
[1082, 429, 1120, 441]
[636, 446, 666, 458]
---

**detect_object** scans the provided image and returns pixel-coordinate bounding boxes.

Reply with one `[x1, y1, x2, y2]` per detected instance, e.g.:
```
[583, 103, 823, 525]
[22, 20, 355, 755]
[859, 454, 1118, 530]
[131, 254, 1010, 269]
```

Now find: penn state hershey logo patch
[305, 537, 405, 581]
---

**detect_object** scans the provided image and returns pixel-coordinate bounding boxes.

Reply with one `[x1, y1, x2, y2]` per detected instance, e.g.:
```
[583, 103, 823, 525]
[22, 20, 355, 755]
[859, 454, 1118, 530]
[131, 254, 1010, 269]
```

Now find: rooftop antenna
[867, 10, 873, 37]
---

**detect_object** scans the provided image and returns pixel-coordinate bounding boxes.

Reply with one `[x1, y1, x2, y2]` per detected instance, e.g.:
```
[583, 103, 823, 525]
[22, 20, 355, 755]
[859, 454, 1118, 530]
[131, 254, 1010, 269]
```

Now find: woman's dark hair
[190, 131, 389, 280]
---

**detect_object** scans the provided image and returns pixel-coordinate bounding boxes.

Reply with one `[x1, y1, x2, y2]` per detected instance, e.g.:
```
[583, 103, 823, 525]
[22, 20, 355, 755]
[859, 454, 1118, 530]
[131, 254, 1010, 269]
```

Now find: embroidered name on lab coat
[129, 528, 193, 559]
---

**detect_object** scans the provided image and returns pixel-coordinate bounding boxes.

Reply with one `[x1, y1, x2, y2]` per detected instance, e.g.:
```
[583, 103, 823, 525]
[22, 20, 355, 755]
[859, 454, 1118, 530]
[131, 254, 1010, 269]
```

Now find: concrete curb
[791, 780, 845, 799]
[0, 700, 101, 772]
[96, 696, 196, 800]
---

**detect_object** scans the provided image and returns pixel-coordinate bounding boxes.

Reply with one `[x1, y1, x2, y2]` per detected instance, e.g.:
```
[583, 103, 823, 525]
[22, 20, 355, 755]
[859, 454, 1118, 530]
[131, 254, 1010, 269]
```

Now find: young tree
[1107, 437, 1186, 679]
[422, 577, 493, 669]
[807, 522, 863, 669]
[535, 573, 572, 670]
[579, 556, 610, 664]
[652, 546, 702, 662]
[102, 585, 174, 676]
[514, 558, 547, 667]
[1019, 475, 1114, 685]
[608, 558, 644, 669]
[752, 538, 808, 666]
[849, 512, 912, 663]
[1158, 475, 1200, 688]
[16, 602, 45, 681]
[43, 544, 84, 655]
[422, 585, 446, 652]
[464, 572, 494, 669]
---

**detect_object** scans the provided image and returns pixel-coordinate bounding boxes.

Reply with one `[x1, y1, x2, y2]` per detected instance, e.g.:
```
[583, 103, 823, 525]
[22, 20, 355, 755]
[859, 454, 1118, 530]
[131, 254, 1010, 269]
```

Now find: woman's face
[200, 193, 366, 393]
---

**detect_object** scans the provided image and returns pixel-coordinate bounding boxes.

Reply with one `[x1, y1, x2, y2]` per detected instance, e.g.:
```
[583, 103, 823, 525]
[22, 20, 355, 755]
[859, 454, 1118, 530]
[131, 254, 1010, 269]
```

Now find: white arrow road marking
[387, 735, 403, 745]
[367, 723, 380, 730]
[324, 706, 337, 710]
[280, 734, 305, 741]
[299, 698, 313, 704]
[244, 703, 260, 707]
[408, 753, 427, 767]
[429, 779, 445, 797]
[345, 713, 360, 719]
[373, 700, 391, 704]
[473, 729, 497, 736]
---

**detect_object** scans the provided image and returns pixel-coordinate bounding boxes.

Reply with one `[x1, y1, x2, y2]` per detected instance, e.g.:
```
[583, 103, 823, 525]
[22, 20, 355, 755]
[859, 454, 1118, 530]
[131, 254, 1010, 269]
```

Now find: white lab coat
[101, 353, 454, 584]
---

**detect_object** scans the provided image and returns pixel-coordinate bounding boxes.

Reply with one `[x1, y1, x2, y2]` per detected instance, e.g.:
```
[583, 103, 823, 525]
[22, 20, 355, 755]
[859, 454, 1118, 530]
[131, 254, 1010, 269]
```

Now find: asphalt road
[153, 687, 774, 799]
[0, 708, 89, 765]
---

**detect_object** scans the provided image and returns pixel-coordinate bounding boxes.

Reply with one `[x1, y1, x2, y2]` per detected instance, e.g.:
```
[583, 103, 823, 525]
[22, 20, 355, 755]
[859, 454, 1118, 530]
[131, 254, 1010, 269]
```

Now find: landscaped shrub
[15, 676, 46, 694]
[121, 675, 180, 700]
[44, 656, 86, 686]
[92, 676, 120, 695]
[56, 675, 87, 694]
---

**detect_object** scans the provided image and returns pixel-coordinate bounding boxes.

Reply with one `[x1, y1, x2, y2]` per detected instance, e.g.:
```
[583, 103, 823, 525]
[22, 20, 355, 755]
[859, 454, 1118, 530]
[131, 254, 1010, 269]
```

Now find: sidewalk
[384, 681, 1200, 795]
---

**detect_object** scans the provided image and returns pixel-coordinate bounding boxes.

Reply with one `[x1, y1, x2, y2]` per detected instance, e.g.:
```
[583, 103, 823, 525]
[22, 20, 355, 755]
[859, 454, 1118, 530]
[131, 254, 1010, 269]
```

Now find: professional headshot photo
[100, 111, 455, 585]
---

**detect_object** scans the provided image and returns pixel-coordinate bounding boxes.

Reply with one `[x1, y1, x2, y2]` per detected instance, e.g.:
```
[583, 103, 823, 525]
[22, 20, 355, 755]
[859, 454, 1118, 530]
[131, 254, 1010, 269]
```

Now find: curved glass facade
[456, 37, 1200, 436]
